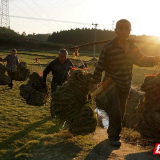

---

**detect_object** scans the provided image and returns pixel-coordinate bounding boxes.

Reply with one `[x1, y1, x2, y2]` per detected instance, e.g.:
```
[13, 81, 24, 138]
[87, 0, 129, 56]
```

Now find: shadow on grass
[0, 116, 59, 150]
[1, 138, 82, 160]
[31, 141, 82, 160]
[84, 139, 120, 160]
[125, 150, 160, 160]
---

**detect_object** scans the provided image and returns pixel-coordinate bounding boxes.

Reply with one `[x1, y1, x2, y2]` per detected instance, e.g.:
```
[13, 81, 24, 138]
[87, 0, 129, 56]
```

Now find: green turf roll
[50, 69, 97, 135]
[20, 72, 50, 106]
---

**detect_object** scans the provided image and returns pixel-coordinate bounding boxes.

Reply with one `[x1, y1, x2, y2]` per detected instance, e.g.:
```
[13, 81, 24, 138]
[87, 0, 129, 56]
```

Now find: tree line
[48, 28, 160, 55]
[1, 26, 160, 56]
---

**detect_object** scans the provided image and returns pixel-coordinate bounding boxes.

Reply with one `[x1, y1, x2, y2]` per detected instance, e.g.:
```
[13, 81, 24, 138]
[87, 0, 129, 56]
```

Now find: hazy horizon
[2, 0, 160, 36]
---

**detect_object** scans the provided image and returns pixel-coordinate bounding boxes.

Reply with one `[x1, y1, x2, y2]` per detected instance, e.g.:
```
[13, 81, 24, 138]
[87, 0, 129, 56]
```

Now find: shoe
[10, 83, 13, 89]
[8, 83, 13, 89]
[110, 140, 121, 147]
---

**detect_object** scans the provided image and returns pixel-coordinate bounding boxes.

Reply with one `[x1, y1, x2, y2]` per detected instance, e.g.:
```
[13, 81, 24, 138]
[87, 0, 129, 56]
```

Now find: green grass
[0, 50, 159, 159]
[0, 51, 99, 159]
[121, 127, 141, 143]
[0, 80, 97, 160]
[0, 81, 59, 159]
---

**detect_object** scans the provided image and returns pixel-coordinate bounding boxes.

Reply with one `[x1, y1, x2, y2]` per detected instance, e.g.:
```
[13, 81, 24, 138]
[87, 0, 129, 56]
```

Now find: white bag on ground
[95, 108, 109, 129]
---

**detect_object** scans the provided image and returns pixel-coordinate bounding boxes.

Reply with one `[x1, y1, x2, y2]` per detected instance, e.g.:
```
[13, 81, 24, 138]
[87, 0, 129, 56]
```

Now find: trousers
[7, 71, 16, 87]
[51, 82, 58, 93]
[104, 82, 130, 140]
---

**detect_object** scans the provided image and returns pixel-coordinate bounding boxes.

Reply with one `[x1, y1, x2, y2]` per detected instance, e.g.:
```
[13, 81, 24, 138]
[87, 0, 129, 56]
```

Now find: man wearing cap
[42, 48, 74, 92]
[0, 49, 19, 89]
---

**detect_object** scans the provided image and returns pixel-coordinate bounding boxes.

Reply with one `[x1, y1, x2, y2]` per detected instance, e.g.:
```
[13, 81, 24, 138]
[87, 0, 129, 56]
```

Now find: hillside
[1, 27, 160, 56]
[48, 28, 160, 55]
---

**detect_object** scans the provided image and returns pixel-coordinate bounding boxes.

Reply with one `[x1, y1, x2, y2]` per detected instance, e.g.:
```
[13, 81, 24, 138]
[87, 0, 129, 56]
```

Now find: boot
[8, 82, 13, 89]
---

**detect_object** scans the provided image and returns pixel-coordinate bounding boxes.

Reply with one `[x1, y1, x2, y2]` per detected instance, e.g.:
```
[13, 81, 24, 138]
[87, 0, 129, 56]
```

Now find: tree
[22, 32, 26, 37]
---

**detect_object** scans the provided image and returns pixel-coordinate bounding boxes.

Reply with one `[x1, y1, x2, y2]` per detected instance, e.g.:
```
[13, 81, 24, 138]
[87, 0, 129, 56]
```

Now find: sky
[4, 0, 160, 36]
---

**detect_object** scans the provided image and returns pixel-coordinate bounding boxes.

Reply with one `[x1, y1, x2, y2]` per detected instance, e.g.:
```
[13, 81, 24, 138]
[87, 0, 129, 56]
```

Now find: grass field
[0, 50, 159, 159]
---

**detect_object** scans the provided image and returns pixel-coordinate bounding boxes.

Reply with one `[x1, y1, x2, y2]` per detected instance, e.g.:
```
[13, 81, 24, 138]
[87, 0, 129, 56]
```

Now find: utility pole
[0, 0, 10, 28]
[92, 23, 98, 58]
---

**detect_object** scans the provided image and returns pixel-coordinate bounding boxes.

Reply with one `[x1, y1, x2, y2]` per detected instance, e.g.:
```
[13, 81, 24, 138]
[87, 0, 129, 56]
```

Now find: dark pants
[50, 82, 58, 117]
[51, 82, 58, 93]
[104, 82, 130, 141]
[7, 71, 16, 87]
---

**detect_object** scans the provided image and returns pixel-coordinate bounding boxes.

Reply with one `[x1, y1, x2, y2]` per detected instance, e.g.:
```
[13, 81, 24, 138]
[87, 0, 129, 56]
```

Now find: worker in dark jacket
[0, 49, 19, 89]
[43, 48, 74, 92]
[93, 19, 160, 147]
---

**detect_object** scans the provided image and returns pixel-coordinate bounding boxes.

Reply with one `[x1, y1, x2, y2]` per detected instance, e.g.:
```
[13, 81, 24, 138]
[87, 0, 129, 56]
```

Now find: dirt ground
[83, 127, 160, 160]
[32, 127, 160, 160]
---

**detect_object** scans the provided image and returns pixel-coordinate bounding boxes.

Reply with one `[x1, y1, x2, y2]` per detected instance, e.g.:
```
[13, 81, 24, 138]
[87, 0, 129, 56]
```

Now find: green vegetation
[1, 27, 160, 56]
[0, 51, 99, 160]
[0, 80, 97, 159]
[27, 34, 50, 42]
[48, 28, 160, 55]
[0, 27, 20, 36]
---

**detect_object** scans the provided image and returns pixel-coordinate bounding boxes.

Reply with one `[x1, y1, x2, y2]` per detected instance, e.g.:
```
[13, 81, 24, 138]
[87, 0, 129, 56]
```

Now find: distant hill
[1, 27, 160, 56]
[27, 34, 50, 42]
[0, 27, 69, 51]
[0, 27, 19, 36]
[48, 28, 160, 56]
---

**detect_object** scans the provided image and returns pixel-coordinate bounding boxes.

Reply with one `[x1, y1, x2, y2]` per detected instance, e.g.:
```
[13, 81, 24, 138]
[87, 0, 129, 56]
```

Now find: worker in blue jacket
[43, 48, 74, 92]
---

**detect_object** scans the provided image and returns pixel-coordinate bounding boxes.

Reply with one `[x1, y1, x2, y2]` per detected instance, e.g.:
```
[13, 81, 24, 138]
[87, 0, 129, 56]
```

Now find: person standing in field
[43, 48, 74, 117]
[42, 48, 74, 92]
[93, 19, 160, 147]
[0, 49, 19, 89]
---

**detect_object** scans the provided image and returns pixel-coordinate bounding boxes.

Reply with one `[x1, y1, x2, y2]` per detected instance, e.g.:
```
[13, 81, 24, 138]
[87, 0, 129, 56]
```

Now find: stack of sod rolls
[123, 86, 144, 131]
[124, 74, 160, 139]
[0, 63, 11, 85]
[15, 61, 30, 81]
[20, 72, 50, 106]
[51, 69, 97, 135]
[139, 74, 160, 138]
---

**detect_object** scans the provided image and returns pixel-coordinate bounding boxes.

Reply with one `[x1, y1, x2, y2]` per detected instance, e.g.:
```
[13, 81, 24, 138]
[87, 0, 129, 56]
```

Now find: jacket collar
[55, 57, 69, 64]
[110, 37, 135, 48]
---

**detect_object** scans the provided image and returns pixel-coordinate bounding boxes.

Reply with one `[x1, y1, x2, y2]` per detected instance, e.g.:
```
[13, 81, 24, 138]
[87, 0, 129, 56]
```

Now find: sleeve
[1, 55, 8, 62]
[43, 62, 53, 83]
[69, 60, 75, 68]
[16, 57, 19, 69]
[93, 48, 107, 83]
[133, 44, 159, 67]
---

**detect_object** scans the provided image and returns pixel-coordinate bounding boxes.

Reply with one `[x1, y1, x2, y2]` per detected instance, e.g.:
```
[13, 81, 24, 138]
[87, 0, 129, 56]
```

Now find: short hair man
[43, 49, 74, 92]
[0, 49, 19, 89]
[93, 19, 160, 146]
